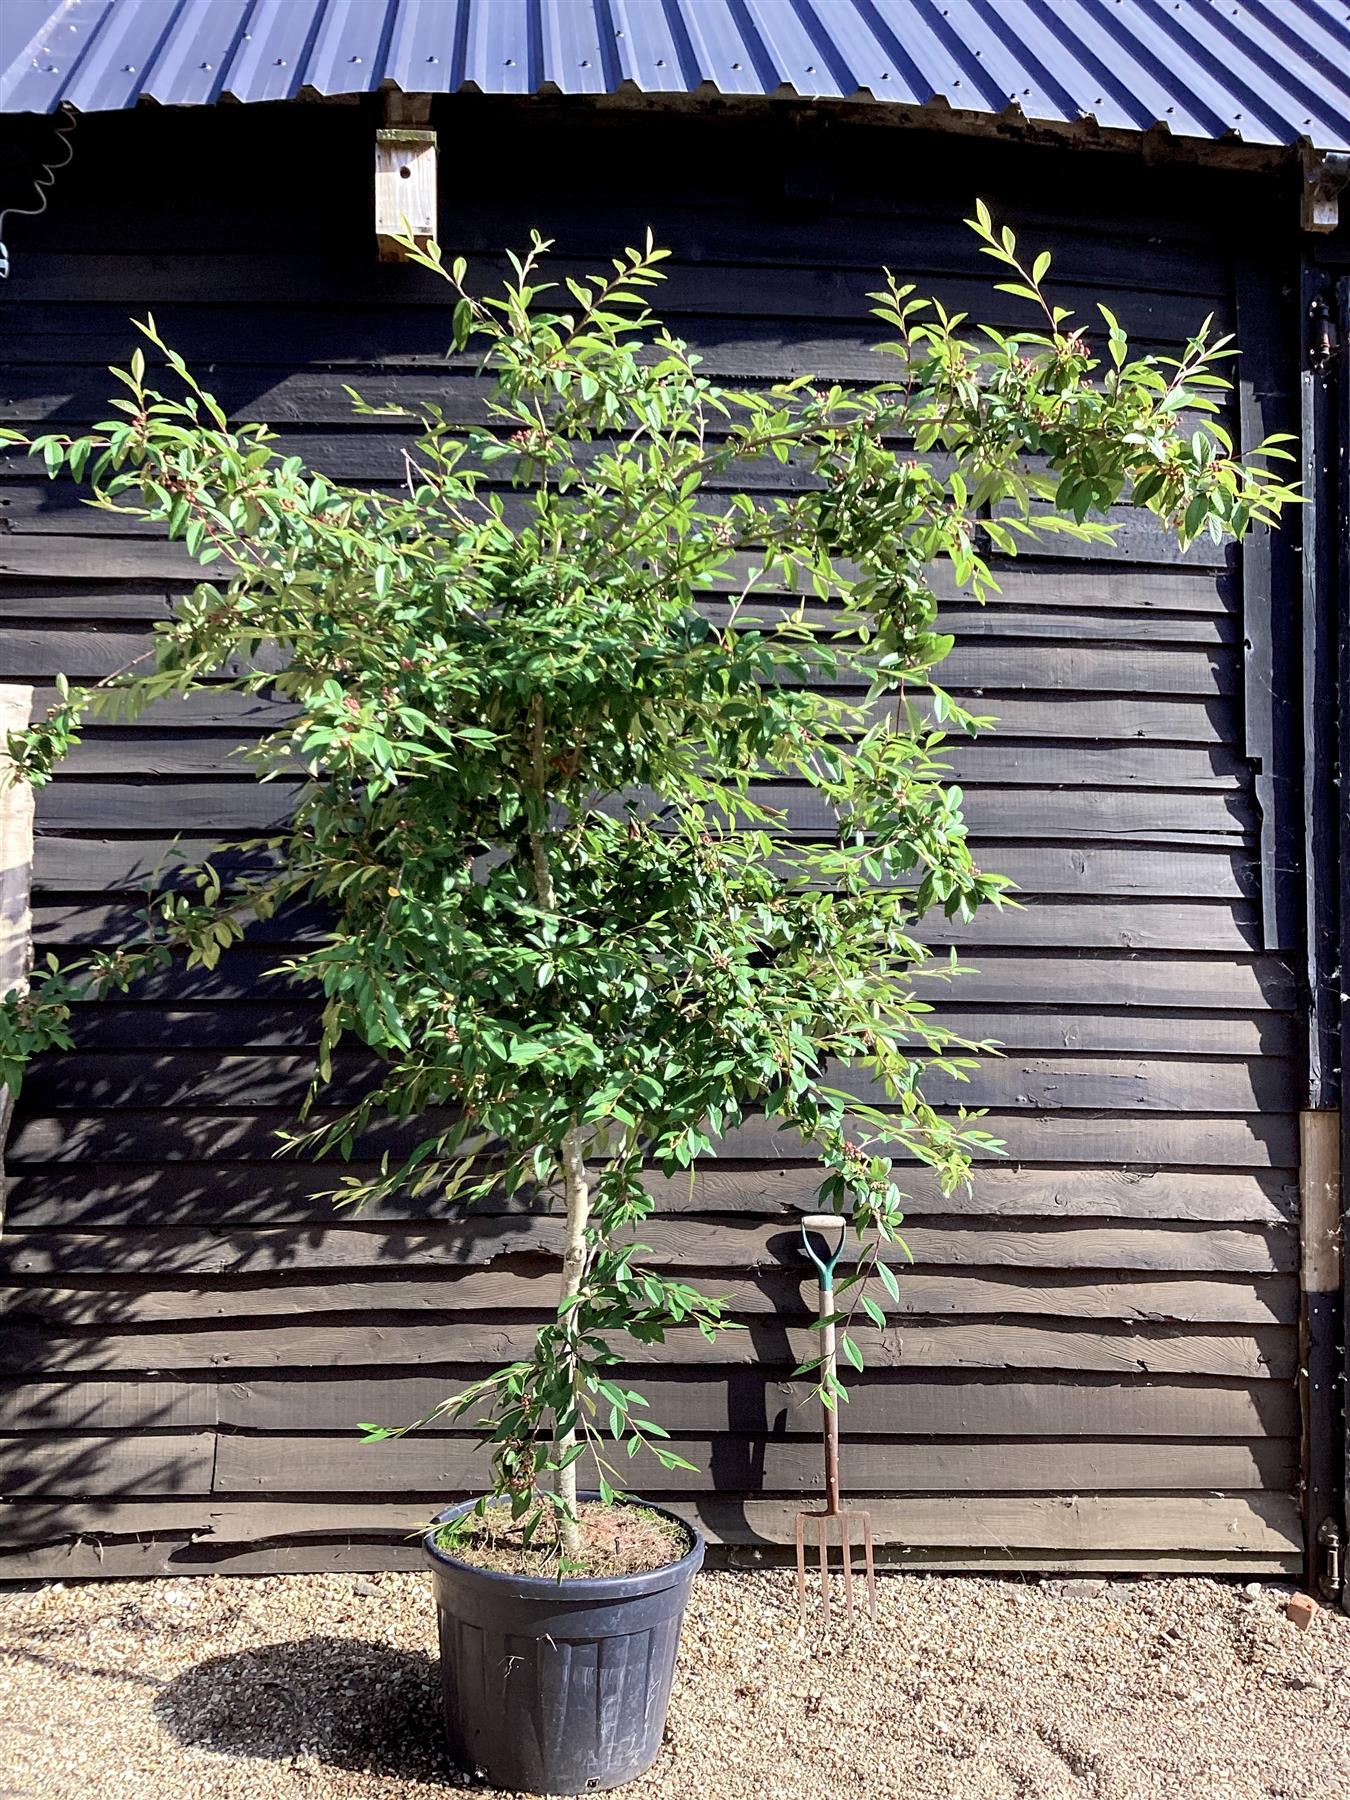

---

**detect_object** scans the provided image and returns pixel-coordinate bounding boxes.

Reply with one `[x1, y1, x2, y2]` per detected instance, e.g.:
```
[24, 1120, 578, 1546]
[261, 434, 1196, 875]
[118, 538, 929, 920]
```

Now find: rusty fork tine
[817, 1519, 831, 1626]
[862, 1511, 877, 1621]
[795, 1513, 809, 1620]
[840, 1511, 855, 1622]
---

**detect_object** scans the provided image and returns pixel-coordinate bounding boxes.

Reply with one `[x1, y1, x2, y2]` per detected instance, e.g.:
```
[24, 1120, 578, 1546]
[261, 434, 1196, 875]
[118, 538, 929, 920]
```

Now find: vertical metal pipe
[1301, 265, 1349, 1609]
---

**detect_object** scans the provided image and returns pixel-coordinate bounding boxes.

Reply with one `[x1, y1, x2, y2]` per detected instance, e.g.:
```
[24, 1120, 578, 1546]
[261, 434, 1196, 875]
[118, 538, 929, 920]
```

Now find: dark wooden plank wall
[0, 101, 1304, 1576]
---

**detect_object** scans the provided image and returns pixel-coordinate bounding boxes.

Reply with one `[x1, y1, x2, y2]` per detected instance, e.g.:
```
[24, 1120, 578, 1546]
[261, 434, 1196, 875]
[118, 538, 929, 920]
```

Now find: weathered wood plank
[0, 1431, 214, 1496]
[208, 1433, 1293, 1497]
[3, 1106, 1301, 1167]
[172, 984, 1178, 1054]
[3, 460, 1238, 579]
[0, 1372, 1295, 1440]
[0, 1532, 1300, 1578]
[943, 643, 1239, 696]
[0, 192, 1224, 284]
[922, 956, 1296, 1012]
[43, 996, 1292, 1056]
[0, 609, 1242, 695]
[0, 1492, 1300, 1555]
[21, 948, 1295, 1028]
[36, 907, 1281, 979]
[25, 685, 291, 728]
[0, 322, 1073, 388]
[4, 555, 1228, 638]
[686, 1493, 1300, 1553]
[34, 731, 1251, 790]
[642, 1164, 1298, 1225]
[15, 454, 1183, 531]
[0, 586, 188, 622]
[0, 1217, 1296, 1279]
[944, 607, 1235, 646]
[0, 625, 246, 676]
[18, 899, 1284, 963]
[718, 1111, 1300, 1168]
[930, 696, 1239, 740]
[217, 1373, 1298, 1439]
[932, 901, 1261, 950]
[0, 1318, 1290, 1378]
[0, 539, 213, 580]
[2, 483, 1236, 603]
[28, 777, 1254, 840]
[0, 175, 1222, 271]
[0, 1378, 216, 1432]
[0, 255, 1232, 344]
[3, 1161, 1298, 1227]
[22, 689, 1237, 745]
[27, 851, 1263, 914]
[14, 1050, 1296, 1117]
[936, 1003, 1290, 1052]
[29, 896, 1265, 961]
[1, 555, 1232, 619]
[0, 271, 1229, 399]
[0, 1268, 1297, 1325]
[33, 841, 1276, 905]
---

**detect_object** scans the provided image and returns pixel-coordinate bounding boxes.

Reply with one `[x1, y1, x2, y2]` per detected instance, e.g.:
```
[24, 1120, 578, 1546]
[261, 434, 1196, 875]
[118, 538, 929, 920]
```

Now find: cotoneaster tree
[0, 211, 1296, 1560]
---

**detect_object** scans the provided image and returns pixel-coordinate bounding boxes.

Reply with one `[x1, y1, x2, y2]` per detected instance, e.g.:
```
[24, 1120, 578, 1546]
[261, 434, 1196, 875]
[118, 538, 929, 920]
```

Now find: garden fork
[794, 1213, 877, 1626]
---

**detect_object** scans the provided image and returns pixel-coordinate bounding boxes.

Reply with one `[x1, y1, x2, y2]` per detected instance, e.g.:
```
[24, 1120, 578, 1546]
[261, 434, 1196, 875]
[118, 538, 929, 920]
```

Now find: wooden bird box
[375, 127, 437, 261]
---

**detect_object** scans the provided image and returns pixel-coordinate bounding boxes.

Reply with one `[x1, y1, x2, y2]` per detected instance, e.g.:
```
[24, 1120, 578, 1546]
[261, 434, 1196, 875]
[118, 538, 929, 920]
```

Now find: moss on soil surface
[435, 1500, 691, 1577]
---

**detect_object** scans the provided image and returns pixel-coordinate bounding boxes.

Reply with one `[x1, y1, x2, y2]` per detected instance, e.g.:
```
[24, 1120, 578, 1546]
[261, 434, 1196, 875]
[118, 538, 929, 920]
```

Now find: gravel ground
[2, 1569, 1348, 1800]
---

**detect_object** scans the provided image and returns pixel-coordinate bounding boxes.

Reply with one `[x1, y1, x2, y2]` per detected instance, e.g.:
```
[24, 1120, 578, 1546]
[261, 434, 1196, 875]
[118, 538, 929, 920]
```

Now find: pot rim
[422, 1491, 704, 1597]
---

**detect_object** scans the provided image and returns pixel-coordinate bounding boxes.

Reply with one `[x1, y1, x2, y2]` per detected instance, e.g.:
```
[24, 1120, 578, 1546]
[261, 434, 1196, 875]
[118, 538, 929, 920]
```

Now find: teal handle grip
[799, 1212, 847, 1290]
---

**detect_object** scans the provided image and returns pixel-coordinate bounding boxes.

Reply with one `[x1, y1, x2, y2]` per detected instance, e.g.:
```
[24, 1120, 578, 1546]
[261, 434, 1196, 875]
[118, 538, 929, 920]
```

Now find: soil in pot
[434, 1500, 691, 1578]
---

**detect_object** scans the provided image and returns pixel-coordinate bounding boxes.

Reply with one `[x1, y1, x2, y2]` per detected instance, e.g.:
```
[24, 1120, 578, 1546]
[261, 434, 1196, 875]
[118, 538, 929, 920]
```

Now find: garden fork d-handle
[799, 1212, 848, 1291]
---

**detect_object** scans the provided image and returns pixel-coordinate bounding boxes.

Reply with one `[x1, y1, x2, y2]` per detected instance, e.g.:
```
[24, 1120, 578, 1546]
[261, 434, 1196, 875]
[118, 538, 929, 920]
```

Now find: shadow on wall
[0, 1164, 563, 1578]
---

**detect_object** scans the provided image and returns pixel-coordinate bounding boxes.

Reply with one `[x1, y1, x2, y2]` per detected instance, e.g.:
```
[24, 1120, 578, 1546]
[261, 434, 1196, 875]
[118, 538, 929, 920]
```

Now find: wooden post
[1299, 1110, 1343, 1598]
[0, 684, 34, 1205]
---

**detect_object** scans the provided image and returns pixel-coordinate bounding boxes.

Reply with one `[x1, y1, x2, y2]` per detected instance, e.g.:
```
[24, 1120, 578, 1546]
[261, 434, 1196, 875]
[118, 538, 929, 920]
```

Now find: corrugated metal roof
[3, 0, 1349, 151]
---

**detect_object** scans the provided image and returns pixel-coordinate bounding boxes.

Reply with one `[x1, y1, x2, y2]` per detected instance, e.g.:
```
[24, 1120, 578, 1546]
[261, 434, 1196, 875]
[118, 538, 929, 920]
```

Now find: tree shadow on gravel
[153, 1637, 456, 1784]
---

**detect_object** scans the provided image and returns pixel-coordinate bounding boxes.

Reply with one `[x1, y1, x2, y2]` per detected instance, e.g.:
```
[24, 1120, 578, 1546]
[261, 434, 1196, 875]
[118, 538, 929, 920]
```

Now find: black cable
[0, 102, 77, 281]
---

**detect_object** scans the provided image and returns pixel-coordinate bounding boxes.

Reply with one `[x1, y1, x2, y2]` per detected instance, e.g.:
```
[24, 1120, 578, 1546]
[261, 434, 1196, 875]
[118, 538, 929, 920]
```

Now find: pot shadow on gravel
[153, 1637, 457, 1784]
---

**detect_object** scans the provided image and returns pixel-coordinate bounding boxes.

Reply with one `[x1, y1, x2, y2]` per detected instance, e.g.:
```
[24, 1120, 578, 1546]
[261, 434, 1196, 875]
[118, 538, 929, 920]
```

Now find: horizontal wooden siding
[0, 102, 1302, 1576]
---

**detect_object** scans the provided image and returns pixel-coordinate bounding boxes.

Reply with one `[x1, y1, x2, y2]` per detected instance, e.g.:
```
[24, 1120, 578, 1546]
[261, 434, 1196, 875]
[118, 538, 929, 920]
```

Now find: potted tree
[0, 211, 1295, 1794]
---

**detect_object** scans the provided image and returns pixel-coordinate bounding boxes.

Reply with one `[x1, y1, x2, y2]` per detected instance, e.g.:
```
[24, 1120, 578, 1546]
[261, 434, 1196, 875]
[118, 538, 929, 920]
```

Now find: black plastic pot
[423, 1495, 704, 1795]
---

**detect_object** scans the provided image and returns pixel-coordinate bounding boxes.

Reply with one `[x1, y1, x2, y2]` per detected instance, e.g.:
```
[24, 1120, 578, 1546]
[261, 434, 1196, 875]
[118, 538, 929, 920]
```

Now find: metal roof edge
[1, 2, 1346, 153]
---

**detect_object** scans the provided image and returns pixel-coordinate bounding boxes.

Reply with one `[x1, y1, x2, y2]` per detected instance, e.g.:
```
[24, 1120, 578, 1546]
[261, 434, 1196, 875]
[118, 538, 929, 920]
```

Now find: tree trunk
[525, 739, 589, 1558]
[554, 1123, 591, 1557]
